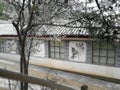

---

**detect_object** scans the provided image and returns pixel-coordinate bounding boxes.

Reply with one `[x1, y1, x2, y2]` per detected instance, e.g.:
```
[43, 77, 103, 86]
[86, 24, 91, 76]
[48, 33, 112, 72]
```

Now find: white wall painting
[6, 39, 45, 57]
[69, 41, 86, 62]
[32, 41, 45, 57]
[6, 39, 17, 54]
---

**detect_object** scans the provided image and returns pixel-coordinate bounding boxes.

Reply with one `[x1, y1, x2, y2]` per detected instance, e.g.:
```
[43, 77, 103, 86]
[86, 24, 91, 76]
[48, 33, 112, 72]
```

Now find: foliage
[0, 0, 13, 20]
[0, 2, 6, 20]
[0, 3, 3, 15]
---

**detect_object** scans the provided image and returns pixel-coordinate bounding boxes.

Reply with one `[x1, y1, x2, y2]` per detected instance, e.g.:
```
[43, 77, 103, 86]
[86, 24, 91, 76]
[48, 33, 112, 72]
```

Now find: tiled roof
[39, 26, 88, 36]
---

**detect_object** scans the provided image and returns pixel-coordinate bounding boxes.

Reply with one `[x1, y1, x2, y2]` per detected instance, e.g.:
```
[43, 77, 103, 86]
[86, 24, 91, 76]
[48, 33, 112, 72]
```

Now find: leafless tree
[3, 0, 73, 90]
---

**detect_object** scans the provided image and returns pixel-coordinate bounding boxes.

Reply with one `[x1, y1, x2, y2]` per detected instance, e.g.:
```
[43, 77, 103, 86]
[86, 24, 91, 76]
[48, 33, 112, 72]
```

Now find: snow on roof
[0, 24, 17, 35]
[0, 20, 11, 24]
[0, 24, 88, 37]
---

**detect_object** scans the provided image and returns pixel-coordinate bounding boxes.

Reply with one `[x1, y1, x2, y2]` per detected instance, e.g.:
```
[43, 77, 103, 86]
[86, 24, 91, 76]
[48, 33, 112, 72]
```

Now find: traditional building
[0, 22, 120, 90]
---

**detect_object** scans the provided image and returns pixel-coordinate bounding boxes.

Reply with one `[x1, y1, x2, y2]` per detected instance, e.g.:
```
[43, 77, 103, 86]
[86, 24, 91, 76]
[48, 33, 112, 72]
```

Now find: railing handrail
[0, 68, 76, 90]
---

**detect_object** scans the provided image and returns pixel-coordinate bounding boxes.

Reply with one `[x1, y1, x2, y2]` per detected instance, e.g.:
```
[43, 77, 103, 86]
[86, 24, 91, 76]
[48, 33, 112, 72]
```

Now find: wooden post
[81, 85, 88, 90]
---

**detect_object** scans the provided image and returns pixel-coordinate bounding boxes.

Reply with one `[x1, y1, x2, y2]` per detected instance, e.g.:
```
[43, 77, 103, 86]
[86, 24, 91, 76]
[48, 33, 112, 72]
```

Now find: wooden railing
[0, 68, 76, 90]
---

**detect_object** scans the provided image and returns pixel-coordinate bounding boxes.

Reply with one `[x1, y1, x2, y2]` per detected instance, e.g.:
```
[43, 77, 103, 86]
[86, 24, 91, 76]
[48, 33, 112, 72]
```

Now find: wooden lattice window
[92, 41, 116, 66]
[49, 41, 64, 59]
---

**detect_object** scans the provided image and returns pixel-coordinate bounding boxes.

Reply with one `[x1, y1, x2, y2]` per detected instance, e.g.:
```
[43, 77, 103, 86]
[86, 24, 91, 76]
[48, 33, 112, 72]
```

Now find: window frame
[92, 41, 116, 66]
[49, 40, 64, 60]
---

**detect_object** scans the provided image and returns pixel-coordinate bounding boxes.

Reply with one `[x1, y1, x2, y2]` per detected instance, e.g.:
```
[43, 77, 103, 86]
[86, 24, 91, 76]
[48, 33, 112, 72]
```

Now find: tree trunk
[20, 39, 29, 90]
[20, 54, 29, 90]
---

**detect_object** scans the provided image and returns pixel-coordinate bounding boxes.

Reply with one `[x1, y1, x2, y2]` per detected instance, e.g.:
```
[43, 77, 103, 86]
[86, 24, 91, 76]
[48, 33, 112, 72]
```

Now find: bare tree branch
[94, 0, 110, 27]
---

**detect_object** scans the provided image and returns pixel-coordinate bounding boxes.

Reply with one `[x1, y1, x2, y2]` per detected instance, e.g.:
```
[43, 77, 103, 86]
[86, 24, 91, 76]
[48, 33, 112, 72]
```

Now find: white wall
[32, 41, 45, 57]
[69, 41, 86, 62]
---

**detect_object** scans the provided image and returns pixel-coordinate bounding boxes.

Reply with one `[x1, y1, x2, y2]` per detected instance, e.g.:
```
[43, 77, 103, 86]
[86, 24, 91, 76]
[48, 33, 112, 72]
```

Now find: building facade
[0, 23, 120, 90]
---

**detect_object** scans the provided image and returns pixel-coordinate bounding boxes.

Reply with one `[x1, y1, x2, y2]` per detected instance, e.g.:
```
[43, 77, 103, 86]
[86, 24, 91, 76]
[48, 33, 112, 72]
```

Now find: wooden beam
[0, 68, 75, 90]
